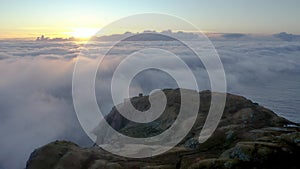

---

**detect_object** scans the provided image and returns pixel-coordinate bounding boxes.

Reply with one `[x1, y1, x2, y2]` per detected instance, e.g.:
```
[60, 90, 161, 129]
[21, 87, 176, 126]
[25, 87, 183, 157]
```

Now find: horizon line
[0, 31, 298, 40]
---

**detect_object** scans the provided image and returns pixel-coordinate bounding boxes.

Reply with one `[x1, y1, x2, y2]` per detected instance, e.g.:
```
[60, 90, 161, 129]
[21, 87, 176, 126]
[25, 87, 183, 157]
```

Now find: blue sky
[0, 0, 299, 38]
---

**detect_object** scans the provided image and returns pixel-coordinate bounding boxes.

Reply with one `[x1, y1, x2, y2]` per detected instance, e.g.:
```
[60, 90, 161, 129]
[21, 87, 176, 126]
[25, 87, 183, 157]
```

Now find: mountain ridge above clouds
[31, 31, 300, 42]
[26, 89, 300, 169]
[273, 32, 300, 41]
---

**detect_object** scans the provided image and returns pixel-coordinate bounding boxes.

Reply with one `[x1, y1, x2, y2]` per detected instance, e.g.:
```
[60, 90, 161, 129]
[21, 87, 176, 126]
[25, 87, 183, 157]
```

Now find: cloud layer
[0, 36, 300, 169]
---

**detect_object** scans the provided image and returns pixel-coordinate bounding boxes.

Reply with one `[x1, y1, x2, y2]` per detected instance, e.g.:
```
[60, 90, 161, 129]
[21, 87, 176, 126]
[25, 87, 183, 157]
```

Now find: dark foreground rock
[26, 89, 300, 169]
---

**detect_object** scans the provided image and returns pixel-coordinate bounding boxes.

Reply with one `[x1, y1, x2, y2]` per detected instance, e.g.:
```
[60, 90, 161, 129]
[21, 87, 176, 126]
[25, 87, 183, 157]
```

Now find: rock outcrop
[26, 89, 300, 169]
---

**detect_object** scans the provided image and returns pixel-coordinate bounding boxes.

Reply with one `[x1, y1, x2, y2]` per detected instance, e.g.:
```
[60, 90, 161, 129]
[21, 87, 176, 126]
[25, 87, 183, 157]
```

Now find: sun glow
[69, 28, 99, 39]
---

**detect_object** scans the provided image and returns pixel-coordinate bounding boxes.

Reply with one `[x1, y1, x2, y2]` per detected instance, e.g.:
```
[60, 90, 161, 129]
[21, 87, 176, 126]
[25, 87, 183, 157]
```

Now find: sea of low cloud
[0, 34, 300, 169]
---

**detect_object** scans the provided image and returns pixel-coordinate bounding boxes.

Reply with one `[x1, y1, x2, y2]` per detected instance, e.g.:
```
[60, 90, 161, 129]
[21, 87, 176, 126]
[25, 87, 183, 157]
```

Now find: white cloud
[0, 37, 299, 169]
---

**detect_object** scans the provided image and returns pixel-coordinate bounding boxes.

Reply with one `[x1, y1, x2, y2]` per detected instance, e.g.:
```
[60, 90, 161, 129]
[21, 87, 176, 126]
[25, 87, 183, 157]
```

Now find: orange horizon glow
[0, 27, 289, 40]
[0, 27, 101, 39]
[0, 27, 219, 40]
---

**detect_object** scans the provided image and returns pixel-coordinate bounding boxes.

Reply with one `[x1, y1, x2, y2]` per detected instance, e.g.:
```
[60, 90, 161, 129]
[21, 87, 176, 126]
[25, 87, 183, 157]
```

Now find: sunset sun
[70, 28, 99, 39]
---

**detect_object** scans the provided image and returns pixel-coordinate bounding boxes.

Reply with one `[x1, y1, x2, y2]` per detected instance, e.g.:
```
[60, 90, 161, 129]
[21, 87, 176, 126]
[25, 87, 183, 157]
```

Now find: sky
[0, 0, 300, 38]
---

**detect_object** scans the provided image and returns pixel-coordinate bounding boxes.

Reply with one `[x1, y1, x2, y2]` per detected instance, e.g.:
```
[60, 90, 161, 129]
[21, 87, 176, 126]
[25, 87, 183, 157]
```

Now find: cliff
[26, 89, 300, 169]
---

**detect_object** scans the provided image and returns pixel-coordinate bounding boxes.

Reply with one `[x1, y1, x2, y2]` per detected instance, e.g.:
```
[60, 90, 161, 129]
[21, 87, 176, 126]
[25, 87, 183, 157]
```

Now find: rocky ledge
[26, 89, 300, 169]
